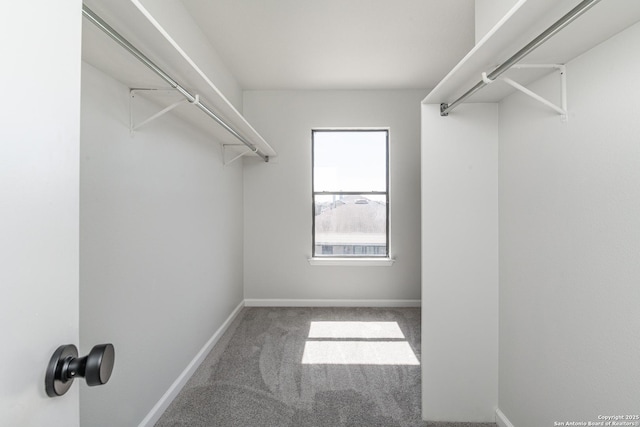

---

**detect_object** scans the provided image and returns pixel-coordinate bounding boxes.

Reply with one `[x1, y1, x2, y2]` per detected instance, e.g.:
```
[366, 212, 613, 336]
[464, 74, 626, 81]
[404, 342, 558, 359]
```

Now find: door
[0, 1, 83, 426]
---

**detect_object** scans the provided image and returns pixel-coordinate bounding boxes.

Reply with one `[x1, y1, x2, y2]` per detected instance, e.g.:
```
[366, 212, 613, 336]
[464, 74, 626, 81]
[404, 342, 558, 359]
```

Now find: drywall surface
[421, 103, 499, 422]
[80, 63, 244, 426]
[0, 1, 81, 426]
[475, 0, 520, 44]
[243, 90, 423, 301]
[498, 22, 640, 427]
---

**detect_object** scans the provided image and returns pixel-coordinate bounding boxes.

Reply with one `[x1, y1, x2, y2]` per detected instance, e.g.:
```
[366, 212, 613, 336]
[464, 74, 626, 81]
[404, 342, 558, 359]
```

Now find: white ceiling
[180, 0, 476, 90]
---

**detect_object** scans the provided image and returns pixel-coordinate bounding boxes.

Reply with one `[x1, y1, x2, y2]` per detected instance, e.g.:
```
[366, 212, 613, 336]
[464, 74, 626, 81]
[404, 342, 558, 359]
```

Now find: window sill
[307, 257, 395, 267]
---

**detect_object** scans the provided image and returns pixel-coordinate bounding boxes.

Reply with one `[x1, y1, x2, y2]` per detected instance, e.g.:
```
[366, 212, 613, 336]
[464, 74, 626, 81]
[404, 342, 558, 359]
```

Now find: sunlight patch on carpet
[302, 321, 419, 365]
[302, 341, 419, 365]
[308, 321, 405, 339]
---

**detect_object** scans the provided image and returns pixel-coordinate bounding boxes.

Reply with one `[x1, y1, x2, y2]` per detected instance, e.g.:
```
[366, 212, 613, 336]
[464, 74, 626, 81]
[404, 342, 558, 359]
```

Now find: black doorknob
[45, 343, 115, 397]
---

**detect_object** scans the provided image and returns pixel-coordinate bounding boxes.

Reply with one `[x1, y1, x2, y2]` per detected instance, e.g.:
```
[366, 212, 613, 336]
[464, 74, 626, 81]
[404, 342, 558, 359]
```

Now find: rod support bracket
[440, 103, 449, 116]
[129, 89, 187, 133]
[501, 64, 568, 121]
[223, 145, 255, 166]
[481, 72, 495, 84]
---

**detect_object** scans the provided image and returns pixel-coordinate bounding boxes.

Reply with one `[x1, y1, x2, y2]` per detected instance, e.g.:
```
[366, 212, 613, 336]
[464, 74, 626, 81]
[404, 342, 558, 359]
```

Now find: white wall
[475, 0, 519, 44]
[242, 90, 424, 302]
[421, 104, 499, 422]
[498, 22, 640, 427]
[0, 1, 81, 426]
[80, 62, 244, 426]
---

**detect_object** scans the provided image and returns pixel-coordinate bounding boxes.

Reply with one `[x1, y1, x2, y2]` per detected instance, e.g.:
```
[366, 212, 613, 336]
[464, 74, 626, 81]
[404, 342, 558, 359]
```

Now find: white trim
[244, 299, 420, 307]
[308, 257, 395, 266]
[496, 408, 515, 427]
[137, 300, 245, 427]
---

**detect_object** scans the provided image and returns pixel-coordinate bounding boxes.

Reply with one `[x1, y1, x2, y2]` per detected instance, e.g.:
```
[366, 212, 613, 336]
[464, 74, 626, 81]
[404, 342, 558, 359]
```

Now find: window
[312, 129, 389, 258]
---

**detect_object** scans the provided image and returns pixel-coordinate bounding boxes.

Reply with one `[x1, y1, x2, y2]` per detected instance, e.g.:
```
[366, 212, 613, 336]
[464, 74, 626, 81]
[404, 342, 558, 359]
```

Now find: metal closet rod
[440, 0, 602, 116]
[82, 4, 269, 162]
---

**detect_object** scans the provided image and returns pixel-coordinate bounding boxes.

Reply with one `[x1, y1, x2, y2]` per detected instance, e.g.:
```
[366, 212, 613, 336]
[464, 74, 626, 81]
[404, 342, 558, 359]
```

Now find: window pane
[313, 131, 387, 192]
[314, 194, 387, 257]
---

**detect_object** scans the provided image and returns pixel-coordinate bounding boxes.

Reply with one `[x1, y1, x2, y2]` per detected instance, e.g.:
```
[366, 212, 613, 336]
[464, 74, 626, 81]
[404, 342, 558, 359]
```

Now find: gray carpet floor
[156, 307, 496, 427]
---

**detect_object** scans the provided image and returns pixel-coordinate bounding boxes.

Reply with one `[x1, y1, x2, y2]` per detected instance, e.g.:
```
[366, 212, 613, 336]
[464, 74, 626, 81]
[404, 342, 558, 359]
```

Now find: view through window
[312, 129, 389, 257]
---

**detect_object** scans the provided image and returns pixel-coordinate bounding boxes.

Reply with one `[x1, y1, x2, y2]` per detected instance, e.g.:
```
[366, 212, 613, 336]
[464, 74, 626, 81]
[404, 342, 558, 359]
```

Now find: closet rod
[82, 5, 269, 162]
[440, 0, 601, 116]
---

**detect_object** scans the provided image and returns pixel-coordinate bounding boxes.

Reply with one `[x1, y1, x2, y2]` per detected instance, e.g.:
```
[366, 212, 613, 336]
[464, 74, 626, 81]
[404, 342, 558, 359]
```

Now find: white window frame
[309, 129, 393, 266]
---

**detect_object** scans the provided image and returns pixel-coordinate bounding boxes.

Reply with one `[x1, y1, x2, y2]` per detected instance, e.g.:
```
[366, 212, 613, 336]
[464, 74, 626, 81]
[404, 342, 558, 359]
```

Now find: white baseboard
[244, 298, 421, 307]
[496, 408, 515, 427]
[137, 300, 245, 427]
